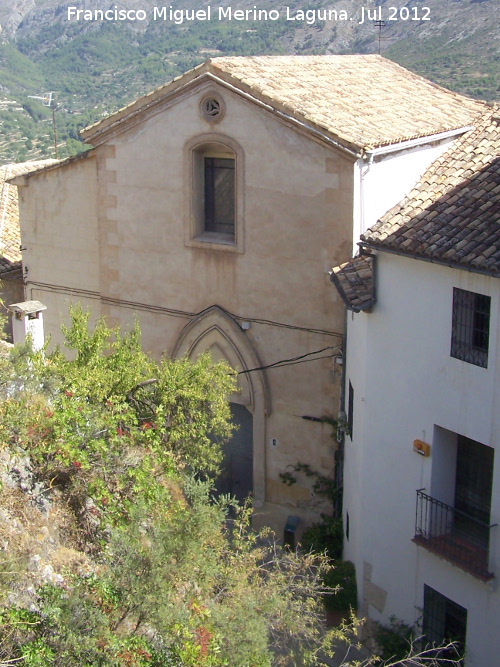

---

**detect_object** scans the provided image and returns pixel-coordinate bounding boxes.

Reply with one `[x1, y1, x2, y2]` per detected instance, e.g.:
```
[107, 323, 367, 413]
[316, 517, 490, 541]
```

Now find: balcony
[413, 490, 496, 581]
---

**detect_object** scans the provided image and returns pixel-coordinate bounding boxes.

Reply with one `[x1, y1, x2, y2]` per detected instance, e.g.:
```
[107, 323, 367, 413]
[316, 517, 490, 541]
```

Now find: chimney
[8, 301, 47, 351]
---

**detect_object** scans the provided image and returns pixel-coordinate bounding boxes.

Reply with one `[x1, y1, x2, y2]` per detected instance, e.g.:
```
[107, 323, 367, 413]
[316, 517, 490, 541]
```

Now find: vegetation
[375, 617, 416, 664]
[0, 0, 498, 163]
[0, 17, 295, 162]
[301, 512, 344, 561]
[280, 462, 350, 612]
[386, 36, 500, 103]
[0, 306, 345, 667]
[300, 500, 354, 614]
[322, 561, 357, 614]
[0, 307, 465, 666]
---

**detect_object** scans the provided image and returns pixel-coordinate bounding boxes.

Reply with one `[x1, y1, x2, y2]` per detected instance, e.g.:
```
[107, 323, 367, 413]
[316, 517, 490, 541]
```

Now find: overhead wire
[27, 281, 343, 376]
[26, 280, 343, 339]
[237, 346, 341, 375]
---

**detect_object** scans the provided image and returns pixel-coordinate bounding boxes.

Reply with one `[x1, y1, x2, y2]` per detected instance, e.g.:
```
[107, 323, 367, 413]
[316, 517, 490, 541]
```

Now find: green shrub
[301, 516, 356, 613]
[0, 306, 347, 667]
[375, 615, 414, 662]
[301, 514, 343, 560]
[323, 560, 357, 612]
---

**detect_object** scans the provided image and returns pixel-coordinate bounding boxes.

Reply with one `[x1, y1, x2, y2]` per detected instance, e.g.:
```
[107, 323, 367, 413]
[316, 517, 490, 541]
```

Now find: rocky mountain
[0, 0, 498, 162]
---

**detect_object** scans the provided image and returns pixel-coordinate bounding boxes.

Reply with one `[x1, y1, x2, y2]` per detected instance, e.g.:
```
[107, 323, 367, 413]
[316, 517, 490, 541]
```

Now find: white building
[331, 107, 500, 665]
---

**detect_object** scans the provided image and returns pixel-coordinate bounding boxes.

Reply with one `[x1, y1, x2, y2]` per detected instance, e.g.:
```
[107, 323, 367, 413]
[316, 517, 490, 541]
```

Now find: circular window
[200, 95, 225, 122]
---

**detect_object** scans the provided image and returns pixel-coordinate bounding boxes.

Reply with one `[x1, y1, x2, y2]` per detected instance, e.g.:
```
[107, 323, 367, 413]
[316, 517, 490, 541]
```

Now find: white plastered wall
[352, 136, 458, 253]
[343, 252, 500, 667]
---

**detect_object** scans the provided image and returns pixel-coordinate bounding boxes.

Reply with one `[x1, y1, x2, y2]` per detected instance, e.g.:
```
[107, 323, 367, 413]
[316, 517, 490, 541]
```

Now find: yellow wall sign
[413, 439, 431, 457]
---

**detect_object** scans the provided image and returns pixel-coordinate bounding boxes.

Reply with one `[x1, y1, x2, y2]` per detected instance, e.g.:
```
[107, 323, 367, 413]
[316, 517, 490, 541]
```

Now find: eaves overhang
[330, 254, 376, 312]
[359, 241, 500, 280]
[7, 150, 94, 186]
[363, 126, 475, 161]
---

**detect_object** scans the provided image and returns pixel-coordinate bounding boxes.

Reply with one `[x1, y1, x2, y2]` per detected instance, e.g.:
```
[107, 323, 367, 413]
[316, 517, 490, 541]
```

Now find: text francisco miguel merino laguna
[67, 5, 419, 25]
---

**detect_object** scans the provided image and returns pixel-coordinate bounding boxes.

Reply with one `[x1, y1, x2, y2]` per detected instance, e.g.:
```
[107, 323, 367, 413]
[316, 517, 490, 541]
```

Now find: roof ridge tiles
[79, 55, 485, 152]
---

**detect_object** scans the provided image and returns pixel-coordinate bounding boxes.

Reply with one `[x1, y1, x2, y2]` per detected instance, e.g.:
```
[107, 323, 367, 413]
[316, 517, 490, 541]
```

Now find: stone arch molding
[172, 306, 270, 505]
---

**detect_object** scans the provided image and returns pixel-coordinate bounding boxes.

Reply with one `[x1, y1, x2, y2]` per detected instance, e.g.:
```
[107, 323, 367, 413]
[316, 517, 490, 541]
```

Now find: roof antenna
[27, 92, 58, 159]
[375, 20, 386, 55]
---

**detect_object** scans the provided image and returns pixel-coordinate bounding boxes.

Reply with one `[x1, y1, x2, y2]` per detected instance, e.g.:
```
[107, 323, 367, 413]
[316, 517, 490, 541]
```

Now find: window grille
[423, 585, 467, 664]
[204, 157, 235, 235]
[450, 288, 490, 368]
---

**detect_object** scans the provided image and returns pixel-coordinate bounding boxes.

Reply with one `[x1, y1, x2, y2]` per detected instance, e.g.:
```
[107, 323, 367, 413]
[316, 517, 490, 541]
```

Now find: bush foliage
[0, 306, 343, 667]
[0, 307, 465, 666]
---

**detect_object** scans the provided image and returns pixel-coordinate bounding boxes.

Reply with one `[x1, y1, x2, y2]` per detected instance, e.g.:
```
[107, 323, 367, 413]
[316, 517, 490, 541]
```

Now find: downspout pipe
[334, 306, 348, 518]
[359, 153, 373, 240]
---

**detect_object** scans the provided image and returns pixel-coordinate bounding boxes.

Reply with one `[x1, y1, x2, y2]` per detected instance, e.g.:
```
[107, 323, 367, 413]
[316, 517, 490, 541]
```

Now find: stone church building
[10, 55, 484, 533]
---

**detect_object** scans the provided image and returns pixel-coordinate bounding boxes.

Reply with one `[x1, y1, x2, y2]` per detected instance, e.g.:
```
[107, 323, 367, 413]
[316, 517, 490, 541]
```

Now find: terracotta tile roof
[0, 164, 22, 274]
[81, 56, 485, 153]
[330, 255, 375, 312]
[6, 154, 84, 183]
[361, 107, 500, 276]
[0, 161, 57, 274]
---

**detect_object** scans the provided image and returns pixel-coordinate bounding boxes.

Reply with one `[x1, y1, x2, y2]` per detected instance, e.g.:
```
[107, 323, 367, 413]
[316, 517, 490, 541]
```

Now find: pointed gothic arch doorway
[172, 306, 270, 506]
[216, 402, 253, 503]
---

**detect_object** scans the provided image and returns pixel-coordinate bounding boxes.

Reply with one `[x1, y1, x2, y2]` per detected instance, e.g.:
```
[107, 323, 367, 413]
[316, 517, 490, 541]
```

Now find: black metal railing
[414, 489, 495, 580]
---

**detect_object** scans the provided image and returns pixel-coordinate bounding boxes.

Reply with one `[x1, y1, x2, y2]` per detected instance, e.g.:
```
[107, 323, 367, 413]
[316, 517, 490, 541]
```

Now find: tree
[0, 286, 7, 339]
[0, 307, 463, 667]
[0, 306, 336, 666]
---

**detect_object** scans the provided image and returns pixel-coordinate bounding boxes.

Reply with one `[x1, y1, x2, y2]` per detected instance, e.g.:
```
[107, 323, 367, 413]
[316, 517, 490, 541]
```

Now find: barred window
[450, 288, 490, 368]
[204, 156, 235, 235]
[423, 585, 467, 662]
[187, 137, 244, 252]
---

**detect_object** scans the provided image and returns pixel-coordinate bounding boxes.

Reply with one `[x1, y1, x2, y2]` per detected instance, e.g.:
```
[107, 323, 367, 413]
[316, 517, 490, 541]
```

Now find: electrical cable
[27, 280, 343, 338]
[27, 280, 342, 375]
[237, 346, 341, 374]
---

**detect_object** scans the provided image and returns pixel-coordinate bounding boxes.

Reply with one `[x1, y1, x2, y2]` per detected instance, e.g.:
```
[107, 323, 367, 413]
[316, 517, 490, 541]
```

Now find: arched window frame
[184, 133, 245, 253]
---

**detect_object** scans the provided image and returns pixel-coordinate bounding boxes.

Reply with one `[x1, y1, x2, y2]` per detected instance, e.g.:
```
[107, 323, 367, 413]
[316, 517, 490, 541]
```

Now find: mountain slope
[0, 0, 498, 163]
